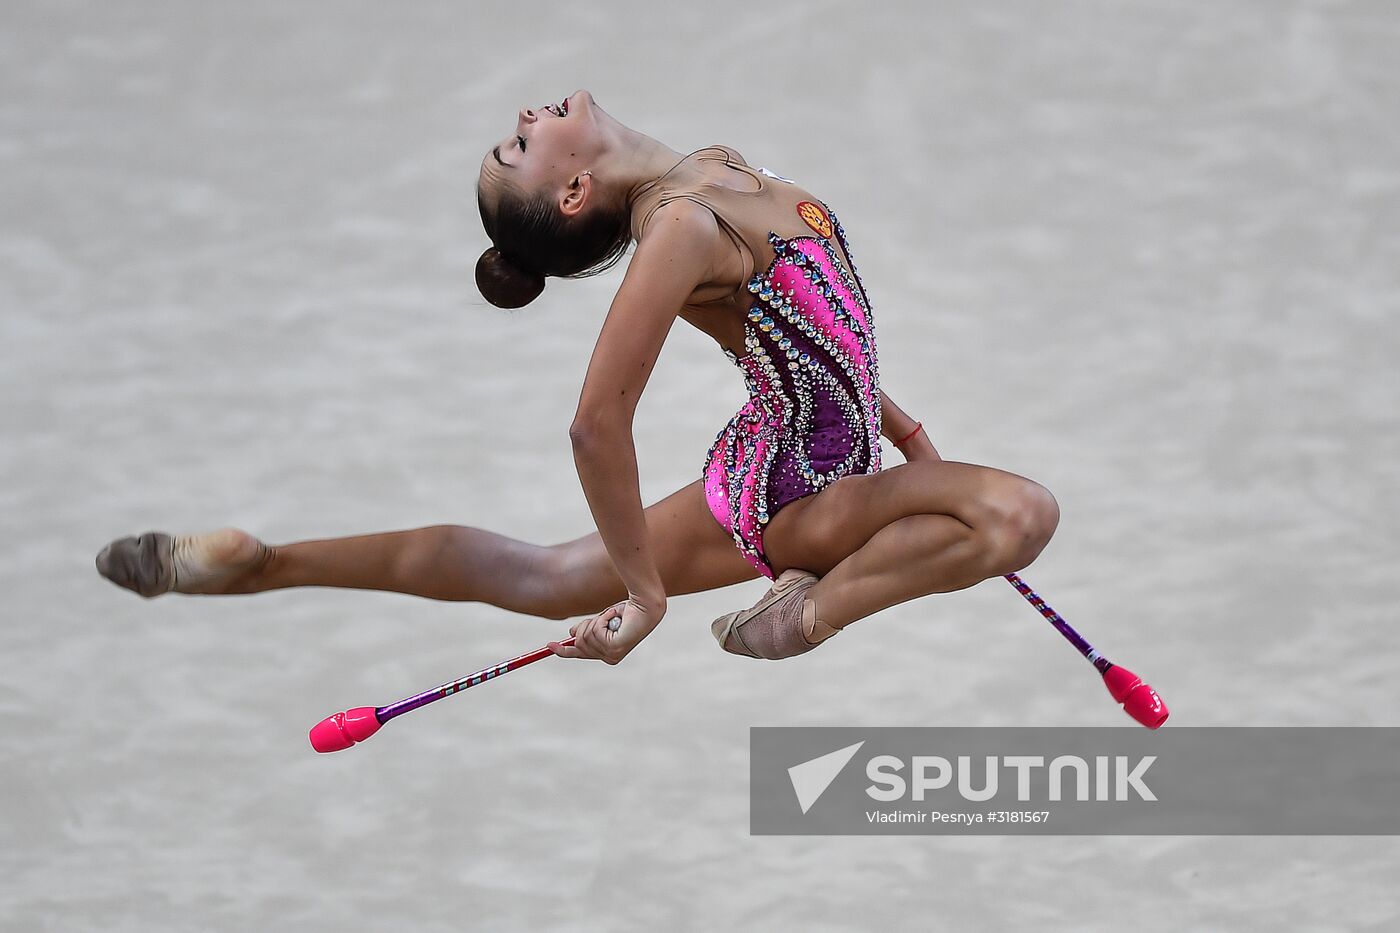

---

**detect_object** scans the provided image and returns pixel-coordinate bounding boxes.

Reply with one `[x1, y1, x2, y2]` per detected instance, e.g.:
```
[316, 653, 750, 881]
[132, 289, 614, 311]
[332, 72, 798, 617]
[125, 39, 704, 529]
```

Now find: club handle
[376, 636, 576, 723]
[309, 636, 578, 753]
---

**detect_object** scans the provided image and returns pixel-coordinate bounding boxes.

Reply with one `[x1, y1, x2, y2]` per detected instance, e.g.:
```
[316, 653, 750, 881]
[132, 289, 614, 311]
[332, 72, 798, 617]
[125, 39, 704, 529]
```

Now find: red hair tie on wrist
[894, 421, 923, 447]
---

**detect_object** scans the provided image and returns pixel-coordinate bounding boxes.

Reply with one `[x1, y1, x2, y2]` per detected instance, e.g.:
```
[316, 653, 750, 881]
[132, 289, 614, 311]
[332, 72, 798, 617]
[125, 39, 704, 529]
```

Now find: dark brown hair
[475, 176, 633, 309]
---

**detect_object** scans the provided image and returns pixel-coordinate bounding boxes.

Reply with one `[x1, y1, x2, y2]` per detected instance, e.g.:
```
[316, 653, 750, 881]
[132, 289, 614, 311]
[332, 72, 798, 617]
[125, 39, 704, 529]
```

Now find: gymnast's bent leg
[712, 460, 1060, 659]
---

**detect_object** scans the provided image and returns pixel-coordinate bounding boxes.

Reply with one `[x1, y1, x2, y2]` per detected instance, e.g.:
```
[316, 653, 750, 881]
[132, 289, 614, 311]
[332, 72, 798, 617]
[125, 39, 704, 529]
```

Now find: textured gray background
[2, 0, 1397, 930]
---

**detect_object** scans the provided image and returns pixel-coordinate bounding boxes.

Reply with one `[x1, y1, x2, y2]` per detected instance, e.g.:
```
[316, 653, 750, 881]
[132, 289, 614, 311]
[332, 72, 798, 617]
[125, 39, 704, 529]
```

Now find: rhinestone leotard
[634, 147, 882, 579]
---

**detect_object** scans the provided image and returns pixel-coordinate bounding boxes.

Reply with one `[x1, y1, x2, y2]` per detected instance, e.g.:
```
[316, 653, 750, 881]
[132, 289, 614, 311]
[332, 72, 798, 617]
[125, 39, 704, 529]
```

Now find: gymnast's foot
[711, 567, 843, 660]
[96, 528, 269, 598]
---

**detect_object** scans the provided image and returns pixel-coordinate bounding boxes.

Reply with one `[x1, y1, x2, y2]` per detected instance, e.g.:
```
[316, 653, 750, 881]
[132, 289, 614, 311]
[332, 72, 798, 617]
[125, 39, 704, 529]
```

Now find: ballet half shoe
[711, 568, 842, 660]
[96, 527, 266, 598]
[96, 532, 176, 598]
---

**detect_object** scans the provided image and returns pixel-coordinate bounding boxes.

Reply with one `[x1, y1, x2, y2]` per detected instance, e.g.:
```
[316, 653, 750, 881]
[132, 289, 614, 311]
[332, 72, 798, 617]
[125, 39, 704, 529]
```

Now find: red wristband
[894, 421, 923, 447]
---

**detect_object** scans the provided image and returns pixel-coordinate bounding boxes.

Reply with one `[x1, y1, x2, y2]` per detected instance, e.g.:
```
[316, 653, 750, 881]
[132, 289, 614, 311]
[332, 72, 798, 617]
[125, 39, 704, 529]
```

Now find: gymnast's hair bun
[476, 246, 546, 309]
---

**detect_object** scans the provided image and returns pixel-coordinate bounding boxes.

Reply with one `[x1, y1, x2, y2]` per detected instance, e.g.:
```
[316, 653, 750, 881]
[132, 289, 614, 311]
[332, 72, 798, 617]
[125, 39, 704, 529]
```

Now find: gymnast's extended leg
[96, 479, 758, 620]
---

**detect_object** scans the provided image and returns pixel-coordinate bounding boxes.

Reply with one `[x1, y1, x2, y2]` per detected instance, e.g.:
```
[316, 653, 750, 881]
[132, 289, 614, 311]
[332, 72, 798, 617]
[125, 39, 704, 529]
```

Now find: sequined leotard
[634, 147, 882, 580]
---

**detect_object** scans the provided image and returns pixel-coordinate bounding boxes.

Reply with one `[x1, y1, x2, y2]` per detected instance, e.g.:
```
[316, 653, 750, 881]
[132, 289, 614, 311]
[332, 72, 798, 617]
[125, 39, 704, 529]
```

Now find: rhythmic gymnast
[96, 89, 1061, 666]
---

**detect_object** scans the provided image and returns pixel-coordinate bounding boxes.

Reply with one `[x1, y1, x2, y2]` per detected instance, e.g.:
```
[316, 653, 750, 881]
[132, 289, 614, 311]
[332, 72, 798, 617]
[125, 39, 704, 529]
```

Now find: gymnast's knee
[986, 481, 1060, 575]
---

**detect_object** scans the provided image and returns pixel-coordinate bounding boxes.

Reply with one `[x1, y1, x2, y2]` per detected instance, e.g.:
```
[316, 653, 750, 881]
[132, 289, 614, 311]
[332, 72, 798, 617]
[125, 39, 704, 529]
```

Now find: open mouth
[544, 95, 570, 118]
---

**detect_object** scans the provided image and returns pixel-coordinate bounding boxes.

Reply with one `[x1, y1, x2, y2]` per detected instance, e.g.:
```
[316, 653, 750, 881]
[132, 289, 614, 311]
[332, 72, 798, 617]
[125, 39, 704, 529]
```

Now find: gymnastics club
[309, 636, 577, 753]
[308, 574, 1166, 750]
[1004, 572, 1169, 728]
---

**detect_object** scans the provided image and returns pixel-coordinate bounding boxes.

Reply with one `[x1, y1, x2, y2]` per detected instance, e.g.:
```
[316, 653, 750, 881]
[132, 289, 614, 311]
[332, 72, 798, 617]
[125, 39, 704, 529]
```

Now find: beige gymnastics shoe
[711, 568, 843, 660]
[96, 527, 268, 598]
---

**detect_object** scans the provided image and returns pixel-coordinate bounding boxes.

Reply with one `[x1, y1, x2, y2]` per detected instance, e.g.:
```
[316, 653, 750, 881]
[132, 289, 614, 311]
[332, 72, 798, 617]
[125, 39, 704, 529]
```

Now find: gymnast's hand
[549, 594, 665, 665]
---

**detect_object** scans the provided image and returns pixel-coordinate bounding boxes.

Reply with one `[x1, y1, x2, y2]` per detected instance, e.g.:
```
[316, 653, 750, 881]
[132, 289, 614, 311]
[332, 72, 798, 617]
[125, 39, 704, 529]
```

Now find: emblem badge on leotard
[796, 200, 833, 239]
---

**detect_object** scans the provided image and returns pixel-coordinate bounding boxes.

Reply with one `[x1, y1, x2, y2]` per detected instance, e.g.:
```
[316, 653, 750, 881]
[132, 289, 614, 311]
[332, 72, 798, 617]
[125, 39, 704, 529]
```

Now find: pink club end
[1101, 665, 1169, 730]
[309, 706, 383, 753]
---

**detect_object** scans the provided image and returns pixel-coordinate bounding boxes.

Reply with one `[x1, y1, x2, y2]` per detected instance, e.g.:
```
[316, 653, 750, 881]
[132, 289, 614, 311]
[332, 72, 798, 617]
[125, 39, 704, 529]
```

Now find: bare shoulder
[636, 197, 722, 251]
[630, 198, 727, 296]
[615, 198, 723, 304]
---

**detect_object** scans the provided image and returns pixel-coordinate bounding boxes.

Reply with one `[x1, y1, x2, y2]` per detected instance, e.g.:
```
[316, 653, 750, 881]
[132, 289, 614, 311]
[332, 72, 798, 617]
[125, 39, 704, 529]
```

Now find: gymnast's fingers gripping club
[551, 599, 656, 665]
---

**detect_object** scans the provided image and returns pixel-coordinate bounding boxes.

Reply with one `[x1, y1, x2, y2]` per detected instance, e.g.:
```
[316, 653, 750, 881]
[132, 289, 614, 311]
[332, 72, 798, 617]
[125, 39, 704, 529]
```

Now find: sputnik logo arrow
[787, 741, 866, 814]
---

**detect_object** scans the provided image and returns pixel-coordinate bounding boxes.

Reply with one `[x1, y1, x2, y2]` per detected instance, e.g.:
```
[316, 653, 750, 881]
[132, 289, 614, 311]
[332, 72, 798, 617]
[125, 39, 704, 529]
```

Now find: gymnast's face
[478, 89, 605, 218]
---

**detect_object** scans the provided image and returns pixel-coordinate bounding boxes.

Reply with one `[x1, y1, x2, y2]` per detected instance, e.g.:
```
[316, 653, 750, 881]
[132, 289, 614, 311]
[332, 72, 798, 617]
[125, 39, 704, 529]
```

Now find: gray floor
[3, 1, 1398, 930]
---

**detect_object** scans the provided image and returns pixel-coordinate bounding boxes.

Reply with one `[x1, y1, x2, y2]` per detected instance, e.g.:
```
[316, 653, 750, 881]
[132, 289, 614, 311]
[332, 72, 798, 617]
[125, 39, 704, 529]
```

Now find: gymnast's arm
[878, 388, 941, 461]
[566, 200, 719, 627]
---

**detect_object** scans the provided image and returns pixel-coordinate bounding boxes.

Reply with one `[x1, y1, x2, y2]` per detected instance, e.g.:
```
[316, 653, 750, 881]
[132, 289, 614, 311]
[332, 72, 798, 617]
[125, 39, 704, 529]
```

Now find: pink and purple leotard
[635, 147, 882, 579]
